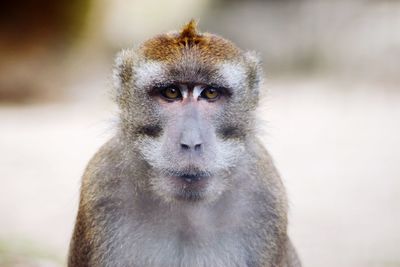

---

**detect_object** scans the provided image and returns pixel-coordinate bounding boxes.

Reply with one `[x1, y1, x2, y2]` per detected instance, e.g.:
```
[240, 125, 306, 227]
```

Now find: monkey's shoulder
[246, 139, 281, 180]
[81, 138, 118, 180]
[244, 139, 288, 209]
[79, 137, 141, 204]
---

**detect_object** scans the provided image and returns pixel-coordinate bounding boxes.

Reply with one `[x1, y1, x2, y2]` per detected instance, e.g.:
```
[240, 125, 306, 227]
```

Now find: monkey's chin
[170, 174, 211, 201]
[151, 169, 226, 203]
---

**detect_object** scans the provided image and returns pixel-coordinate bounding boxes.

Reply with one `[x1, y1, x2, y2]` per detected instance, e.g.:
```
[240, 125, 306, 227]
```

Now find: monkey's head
[113, 20, 262, 203]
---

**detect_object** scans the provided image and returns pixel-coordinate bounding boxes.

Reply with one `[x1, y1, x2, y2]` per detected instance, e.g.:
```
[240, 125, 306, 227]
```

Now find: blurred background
[0, 0, 399, 266]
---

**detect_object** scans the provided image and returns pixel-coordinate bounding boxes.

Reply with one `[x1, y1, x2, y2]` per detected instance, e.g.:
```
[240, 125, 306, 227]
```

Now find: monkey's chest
[112, 221, 251, 267]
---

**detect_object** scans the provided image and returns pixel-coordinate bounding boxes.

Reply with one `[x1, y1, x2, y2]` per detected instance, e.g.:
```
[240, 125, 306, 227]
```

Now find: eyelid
[216, 86, 232, 96]
[149, 84, 172, 96]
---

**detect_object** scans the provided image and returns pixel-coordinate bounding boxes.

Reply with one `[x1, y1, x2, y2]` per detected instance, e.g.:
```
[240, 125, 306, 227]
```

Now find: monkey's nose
[180, 142, 202, 152]
[179, 120, 203, 153]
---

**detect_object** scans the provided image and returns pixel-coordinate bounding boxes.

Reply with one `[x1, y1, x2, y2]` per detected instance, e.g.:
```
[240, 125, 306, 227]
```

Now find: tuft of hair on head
[178, 19, 202, 47]
[180, 19, 199, 38]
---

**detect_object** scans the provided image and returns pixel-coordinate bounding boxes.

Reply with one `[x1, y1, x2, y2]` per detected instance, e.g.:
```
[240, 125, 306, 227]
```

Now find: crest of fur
[179, 19, 200, 47]
[139, 20, 241, 64]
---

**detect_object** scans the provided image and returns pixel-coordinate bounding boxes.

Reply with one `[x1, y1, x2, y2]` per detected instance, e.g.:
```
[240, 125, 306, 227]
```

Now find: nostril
[180, 143, 202, 151]
[181, 144, 190, 150]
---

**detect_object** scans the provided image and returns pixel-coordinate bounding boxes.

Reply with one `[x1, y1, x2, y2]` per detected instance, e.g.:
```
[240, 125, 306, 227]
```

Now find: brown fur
[140, 20, 241, 64]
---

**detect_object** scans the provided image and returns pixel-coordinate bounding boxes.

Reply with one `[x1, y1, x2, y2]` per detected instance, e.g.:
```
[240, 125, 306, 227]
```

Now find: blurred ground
[1, 76, 399, 267]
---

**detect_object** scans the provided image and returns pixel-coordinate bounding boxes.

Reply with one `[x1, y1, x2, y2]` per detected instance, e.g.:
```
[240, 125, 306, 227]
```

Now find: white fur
[138, 134, 244, 203]
[140, 136, 244, 175]
[193, 85, 203, 99]
[218, 62, 247, 90]
[135, 61, 165, 88]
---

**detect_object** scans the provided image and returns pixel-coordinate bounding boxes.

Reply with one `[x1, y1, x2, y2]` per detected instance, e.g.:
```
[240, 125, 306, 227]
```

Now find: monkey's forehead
[138, 32, 242, 64]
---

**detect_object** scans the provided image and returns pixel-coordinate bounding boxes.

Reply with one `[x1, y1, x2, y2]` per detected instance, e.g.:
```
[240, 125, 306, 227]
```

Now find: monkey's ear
[113, 49, 135, 91]
[113, 49, 135, 105]
[243, 51, 263, 93]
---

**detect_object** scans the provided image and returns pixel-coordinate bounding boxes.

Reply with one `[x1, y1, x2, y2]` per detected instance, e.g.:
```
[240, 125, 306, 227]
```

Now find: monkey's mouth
[172, 173, 211, 201]
[159, 169, 214, 201]
[178, 173, 209, 183]
[167, 170, 211, 189]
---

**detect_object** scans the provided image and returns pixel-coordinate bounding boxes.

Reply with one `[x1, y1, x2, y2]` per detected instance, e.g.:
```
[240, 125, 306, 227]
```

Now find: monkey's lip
[177, 174, 209, 183]
[168, 172, 211, 187]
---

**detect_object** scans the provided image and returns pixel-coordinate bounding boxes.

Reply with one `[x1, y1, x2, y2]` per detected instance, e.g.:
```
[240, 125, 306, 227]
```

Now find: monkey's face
[139, 81, 247, 202]
[114, 23, 261, 203]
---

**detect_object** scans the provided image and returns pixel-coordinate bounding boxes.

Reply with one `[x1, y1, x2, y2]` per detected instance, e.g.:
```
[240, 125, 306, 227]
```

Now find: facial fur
[113, 20, 262, 203]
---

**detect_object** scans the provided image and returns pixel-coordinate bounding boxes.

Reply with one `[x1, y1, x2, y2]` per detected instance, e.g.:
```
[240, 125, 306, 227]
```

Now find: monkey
[68, 20, 301, 267]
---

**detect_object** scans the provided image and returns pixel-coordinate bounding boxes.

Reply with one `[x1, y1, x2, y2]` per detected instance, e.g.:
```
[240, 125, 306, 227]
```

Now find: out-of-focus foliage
[0, 0, 90, 47]
[0, 0, 91, 103]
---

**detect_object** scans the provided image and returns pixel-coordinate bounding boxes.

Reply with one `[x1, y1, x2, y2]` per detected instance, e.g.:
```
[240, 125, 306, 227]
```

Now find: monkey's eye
[160, 87, 182, 100]
[200, 87, 220, 100]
